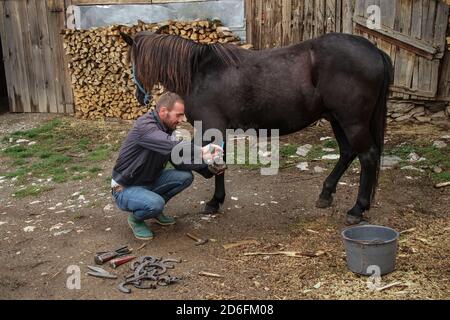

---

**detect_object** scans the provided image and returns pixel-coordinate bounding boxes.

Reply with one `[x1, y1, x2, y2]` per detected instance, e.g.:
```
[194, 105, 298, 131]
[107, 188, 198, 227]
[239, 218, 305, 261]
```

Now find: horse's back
[310, 33, 385, 79]
[188, 32, 386, 134]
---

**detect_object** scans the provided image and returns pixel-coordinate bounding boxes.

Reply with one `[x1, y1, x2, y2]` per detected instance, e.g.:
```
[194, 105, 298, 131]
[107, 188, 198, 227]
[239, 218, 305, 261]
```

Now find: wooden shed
[1, 0, 450, 116]
[0, 0, 73, 114]
[246, 0, 450, 104]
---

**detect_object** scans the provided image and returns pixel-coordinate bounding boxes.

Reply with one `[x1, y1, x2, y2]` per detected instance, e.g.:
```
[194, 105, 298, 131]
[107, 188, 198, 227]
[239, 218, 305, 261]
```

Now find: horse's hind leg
[346, 144, 380, 224]
[316, 119, 357, 208]
[340, 125, 380, 225]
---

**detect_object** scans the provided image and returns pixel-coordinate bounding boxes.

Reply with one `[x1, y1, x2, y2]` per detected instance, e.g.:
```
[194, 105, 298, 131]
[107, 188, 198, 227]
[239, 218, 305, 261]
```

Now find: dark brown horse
[120, 30, 393, 225]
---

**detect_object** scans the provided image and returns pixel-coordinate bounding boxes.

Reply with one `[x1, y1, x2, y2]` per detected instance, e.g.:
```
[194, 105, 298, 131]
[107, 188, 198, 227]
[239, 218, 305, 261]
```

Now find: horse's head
[120, 32, 152, 106]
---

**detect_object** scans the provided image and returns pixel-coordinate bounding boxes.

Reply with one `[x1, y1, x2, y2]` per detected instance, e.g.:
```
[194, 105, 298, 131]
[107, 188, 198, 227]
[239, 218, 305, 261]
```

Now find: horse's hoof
[316, 197, 333, 209]
[345, 214, 364, 226]
[201, 203, 220, 215]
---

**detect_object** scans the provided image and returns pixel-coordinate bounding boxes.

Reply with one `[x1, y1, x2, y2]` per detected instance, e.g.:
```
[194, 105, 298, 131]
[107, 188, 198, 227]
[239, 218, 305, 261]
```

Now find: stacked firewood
[164, 20, 241, 44]
[62, 20, 249, 120]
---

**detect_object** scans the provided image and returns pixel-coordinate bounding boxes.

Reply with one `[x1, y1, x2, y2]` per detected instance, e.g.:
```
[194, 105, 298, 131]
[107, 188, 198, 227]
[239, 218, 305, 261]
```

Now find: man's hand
[202, 143, 227, 175]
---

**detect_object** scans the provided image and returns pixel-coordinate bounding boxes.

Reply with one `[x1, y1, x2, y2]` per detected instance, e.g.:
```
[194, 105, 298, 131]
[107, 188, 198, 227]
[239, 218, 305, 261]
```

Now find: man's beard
[163, 120, 176, 130]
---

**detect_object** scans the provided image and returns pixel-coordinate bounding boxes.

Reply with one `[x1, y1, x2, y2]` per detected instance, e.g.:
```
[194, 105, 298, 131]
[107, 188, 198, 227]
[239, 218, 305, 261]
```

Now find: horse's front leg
[203, 174, 225, 214]
[203, 142, 226, 214]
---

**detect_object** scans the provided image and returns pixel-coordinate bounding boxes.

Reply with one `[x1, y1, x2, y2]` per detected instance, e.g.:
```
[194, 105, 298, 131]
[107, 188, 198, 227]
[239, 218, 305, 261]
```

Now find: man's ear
[120, 32, 134, 46]
[158, 106, 167, 116]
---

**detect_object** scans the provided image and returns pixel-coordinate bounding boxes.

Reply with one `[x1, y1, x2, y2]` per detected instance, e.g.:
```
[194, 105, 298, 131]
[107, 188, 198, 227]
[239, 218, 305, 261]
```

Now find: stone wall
[387, 101, 450, 124]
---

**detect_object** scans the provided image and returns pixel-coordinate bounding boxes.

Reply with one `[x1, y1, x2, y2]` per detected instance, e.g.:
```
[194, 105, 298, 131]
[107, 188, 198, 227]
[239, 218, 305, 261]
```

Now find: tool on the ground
[94, 245, 132, 265]
[109, 255, 137, 269]
[186, 233, 208, 246]
[118, 256, 181, 294]
[86, 266, 118, 279]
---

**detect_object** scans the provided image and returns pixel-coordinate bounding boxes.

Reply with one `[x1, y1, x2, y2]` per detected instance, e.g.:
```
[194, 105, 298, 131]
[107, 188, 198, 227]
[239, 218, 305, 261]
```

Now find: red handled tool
[94, 245, 132, 265]
[110, 255, 137, 269]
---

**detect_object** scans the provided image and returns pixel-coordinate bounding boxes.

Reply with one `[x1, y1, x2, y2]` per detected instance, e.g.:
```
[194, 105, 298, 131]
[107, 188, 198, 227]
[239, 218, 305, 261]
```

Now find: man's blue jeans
[112, 169, 194, 221]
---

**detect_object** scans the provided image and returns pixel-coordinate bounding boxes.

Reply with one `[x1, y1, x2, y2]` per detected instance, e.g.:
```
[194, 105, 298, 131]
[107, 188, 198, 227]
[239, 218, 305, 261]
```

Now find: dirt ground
[0, 112, 449, 300]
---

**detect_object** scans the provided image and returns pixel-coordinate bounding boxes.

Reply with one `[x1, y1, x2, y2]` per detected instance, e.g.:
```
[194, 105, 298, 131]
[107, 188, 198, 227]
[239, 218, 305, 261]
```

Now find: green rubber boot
[153, 213, 176, 226]
[127, 215, 153, 240]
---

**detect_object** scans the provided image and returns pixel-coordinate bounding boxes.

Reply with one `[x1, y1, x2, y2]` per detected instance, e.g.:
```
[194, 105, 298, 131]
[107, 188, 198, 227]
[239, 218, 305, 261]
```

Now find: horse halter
[131, 63, 151, 106]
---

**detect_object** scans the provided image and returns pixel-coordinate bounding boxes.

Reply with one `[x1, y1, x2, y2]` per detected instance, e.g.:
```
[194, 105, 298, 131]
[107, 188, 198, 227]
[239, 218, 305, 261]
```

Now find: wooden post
[46, 0, 74, 113]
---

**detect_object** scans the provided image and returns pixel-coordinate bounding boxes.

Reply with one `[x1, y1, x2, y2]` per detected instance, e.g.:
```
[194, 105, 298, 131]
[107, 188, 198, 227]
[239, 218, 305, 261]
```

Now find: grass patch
[386, 143, 449, 167]
[3, 145, 33, 158]
[229, 139, 343, 170]
[3, 167, 29, 179]
[11, 159, 28, 166]
[279, 144, 298, 157]
[77, 137, 91, 151]
[71, 174, 86, 181]
[53, 174, 70, 183]
[10, 118, 63, 139]
[386, 141, 449, 183]
[70, 165, 87, 172]
[13, 185, 55, 198]
[88, 145, 112, 162]
[305, 146, 328, 161]
[38, 150, 57, 159]
[386, 144, 416, 159]
[31, 154, 71, 172]
[431, 171, 450, 183]
[88, 166, 102, 173]
[323, 139, 338, 149]
[0, 118, 119, 188]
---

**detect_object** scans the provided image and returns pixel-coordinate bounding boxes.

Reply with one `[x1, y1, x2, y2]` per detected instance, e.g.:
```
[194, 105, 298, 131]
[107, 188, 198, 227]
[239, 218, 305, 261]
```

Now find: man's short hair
[156, 92, 184, 111]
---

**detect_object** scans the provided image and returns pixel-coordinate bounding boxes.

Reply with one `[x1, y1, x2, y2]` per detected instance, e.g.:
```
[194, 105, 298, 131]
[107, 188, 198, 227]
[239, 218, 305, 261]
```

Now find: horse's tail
[370, 49, 393, 201]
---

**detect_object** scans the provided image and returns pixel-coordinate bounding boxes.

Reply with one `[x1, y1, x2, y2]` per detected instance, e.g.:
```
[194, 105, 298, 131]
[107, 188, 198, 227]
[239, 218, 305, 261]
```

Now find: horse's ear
[120, 32, 134, 46]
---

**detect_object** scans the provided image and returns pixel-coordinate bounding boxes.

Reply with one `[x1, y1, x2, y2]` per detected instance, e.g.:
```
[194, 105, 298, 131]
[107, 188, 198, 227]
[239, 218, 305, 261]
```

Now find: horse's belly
[233, 107, 320, 136]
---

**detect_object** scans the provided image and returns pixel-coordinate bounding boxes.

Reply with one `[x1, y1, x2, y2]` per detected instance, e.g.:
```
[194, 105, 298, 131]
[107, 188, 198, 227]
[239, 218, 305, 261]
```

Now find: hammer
[186, 233, 208, 246]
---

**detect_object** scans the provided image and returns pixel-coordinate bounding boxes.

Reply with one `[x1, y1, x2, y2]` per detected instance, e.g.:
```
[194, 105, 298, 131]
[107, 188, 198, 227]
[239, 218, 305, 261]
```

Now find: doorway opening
[0, 35, 10, 114]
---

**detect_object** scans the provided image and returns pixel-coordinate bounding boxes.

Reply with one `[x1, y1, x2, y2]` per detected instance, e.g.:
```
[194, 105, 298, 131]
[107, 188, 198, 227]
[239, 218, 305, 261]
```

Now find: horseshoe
[118, 280, 139, 294]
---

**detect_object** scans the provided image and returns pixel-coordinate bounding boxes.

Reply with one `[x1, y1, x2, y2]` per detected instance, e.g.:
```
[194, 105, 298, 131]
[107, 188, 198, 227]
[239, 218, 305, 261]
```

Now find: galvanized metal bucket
[342, 225, 399, 276]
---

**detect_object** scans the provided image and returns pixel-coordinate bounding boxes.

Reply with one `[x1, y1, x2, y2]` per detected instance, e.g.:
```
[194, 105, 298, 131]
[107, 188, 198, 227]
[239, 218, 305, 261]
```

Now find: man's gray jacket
[112, 110, 212, 186]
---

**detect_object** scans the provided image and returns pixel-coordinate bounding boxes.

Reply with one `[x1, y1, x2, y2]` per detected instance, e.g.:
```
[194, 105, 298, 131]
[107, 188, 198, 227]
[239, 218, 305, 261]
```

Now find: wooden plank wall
[353, 0, 448, 100]
[1, 0, 449, 112]
[246, 0, 450, 101]
[246, 0, 353, 49]
[0, 0, 73, 113]
[437, 50, 450, 100]
[437, 0, 450, 100]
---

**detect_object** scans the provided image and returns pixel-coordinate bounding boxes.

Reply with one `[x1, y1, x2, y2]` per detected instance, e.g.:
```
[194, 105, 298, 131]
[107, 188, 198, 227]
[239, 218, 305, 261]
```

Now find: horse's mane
[131, 33, 241, 96]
